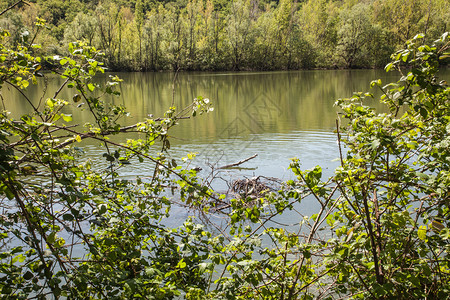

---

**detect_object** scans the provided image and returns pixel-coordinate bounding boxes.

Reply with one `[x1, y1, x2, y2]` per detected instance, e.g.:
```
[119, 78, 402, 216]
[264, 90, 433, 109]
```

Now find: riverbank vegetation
[1, 0, 450, 295]
[1, 0, 449, 70]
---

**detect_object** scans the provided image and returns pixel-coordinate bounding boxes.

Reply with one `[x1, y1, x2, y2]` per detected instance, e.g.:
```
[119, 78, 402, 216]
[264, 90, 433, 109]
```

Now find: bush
[0, 26, 214, 298]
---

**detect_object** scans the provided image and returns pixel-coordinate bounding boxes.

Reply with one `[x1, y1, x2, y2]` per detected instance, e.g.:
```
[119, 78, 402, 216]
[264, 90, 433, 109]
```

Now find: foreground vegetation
[1, 0, 449, 70]
[2, 5, 450, 300]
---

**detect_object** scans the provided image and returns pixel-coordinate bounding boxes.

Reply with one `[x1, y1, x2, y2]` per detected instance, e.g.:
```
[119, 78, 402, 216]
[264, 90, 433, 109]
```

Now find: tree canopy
[1, 0, 449, 70]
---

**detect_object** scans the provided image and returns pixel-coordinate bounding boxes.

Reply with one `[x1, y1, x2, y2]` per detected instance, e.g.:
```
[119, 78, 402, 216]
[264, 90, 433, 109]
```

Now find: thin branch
[216, 154, 258, 170]
[287, 186, 338, 298]
[292, 265, 338, 298]
[362, 187, 383, 284]
[0, 0, 29, 17]
[0, 93, 6, 110]
[4, 176, 58, 295]
[336, 119, 344, 166]
[5, 81, 44, 121]
[349, 262, 376, 299]
[53, 78, 70, 99]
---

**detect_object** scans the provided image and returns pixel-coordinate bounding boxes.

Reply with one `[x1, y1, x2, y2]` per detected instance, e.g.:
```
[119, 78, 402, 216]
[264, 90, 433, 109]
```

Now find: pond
[6, 68, 449, 225]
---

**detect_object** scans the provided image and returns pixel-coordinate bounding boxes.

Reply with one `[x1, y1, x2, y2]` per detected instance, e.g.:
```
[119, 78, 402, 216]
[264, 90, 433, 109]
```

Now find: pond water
[5, 69, 449, 225]
[101, 69, 398, 178]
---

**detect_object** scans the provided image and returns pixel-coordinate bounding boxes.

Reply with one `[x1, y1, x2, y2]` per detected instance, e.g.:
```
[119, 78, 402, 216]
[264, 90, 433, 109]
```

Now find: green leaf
[177, 259, 186, 269]
[103, 153, 115, 162]
[47, 231, 56, 244]
[31, 133, 41, 142]
[385, 62, 394, 72]
[198, 262, 212, 273]
[73, 94, 81, 102]
[415, 172, 429, 180]
[0, 183, 15, 200]
[418, 226, 427, 241]
[62, 213, 74, 221]
[87, 83, 95, 92]
[23, 271, 34, 280]
[98, 204, 107, 215]
[2, 285, 12, 294]
[439, 228, 450, 240]
[21, 80, 29, 88]
[61, 114, 72, 122]
[119, 158, 130, 164]
[46, 98, 54, 108]
[419, 107, 428, 118]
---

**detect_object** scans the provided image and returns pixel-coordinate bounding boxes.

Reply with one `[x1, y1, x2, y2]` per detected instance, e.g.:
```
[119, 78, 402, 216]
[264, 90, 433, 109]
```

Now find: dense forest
[1, 0, 449, 70]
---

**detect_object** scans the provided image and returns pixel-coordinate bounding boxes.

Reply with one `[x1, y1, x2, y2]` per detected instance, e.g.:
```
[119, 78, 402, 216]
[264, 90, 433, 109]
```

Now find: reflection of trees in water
[6, 69, 444, 144]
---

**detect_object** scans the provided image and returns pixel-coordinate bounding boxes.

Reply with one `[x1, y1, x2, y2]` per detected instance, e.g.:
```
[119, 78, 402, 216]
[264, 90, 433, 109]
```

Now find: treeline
[1, 0, 449, 71]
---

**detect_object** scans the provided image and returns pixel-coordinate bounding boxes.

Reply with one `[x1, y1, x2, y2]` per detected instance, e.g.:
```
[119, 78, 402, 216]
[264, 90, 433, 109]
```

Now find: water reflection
[114, 69, 402, 141]
[4, 69, 449, 225]
[5, 68, 449, 180]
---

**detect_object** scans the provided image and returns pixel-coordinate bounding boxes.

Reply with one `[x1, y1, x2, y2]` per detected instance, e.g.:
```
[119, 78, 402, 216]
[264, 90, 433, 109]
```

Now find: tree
[162, 1, 189, 70]
[323, 32, 450, 298]
[95, 2, 119, 67]
[298, 0, 339, 68]
[208, 2, 227, 69]
[274, 0, 293, 65]
[226, 0, 256, 70]
[142, 4, 165, 70]
[135, 0, 144, 66]
[64, 12, 98, 46]
[421, 0, 450, 41]
[285, 21, 316, 69]
[0, 21, 214, 299]
[0, 8, 25, 46]
[336, 3, 374, 68]
[184, 0, 202, 69]
[373, 0, 428, 45]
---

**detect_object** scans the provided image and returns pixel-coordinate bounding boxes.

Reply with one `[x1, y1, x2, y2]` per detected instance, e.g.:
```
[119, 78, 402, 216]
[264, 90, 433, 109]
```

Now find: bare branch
[0, 0, 29, 17]
[216, 153, 258, 170]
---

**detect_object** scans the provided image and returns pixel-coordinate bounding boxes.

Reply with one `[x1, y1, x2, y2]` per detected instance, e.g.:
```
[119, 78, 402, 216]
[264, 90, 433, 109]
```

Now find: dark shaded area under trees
[1, 0, 449, 71]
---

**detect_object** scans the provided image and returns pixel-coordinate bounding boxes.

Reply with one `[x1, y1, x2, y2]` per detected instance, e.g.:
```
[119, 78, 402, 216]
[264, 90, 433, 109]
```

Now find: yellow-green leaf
[61, 114, 72, 122]
[418, 226, 427, 241]
[87, 83, 95, 92]
[177, 259, 186, 269]
[21, 80, 29, 88]
[46, 98, 54, 108]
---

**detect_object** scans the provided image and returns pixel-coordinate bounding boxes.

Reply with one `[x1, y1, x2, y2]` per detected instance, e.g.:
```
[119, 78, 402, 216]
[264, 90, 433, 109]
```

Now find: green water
[5, 69, 449, 221]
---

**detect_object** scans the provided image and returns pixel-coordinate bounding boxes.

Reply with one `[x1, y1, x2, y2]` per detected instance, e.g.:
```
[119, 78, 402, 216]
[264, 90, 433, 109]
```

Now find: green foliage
[327, 32, 450, 298]
[336, 3, 375, 68]
[199, 32, 450, 299]
[4, 0, 448, 70]
[0, 22, 215, 298]
[2, 3, 450, 299]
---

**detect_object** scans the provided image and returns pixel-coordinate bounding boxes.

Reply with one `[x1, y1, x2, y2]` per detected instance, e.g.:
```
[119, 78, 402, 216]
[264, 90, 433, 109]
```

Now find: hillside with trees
[1, 0, 449, 70]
